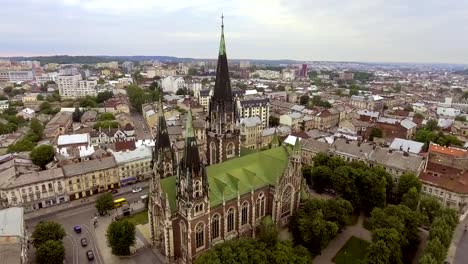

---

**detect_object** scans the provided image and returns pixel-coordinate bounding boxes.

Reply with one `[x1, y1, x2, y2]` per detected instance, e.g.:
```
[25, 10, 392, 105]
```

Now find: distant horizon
[2, 1, 468, 65]
[2, 54, 468, 67]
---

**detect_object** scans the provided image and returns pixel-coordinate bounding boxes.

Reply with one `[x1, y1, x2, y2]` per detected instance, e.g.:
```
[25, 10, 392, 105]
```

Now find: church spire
[155, 97, 171, 151]
[212, 14, 232, 101]
[182, 110, 200, 168]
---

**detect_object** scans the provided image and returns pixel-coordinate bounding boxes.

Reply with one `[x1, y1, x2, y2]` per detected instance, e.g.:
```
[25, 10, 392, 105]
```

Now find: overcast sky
[1, 0, 468, 64]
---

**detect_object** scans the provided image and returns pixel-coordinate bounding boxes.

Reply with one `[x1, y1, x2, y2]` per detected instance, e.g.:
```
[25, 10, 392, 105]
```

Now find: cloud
[0, 0, 467, 63]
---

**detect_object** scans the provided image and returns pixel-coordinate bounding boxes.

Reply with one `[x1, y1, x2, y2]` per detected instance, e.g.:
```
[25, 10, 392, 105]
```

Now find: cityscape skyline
[1, 0, 468, 64]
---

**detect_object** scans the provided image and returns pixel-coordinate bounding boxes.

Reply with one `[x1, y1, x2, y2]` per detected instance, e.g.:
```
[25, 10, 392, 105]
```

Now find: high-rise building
[57, 74, 97, 99]
[205, 20, 240, 165]
[299, 64, 308, 78]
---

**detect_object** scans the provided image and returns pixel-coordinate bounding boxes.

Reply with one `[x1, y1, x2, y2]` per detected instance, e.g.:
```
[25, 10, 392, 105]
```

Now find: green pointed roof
[294, 137, 301, 151]
[270, 133, 280, 147]
[219, 27, 226, 56]
[185, 110, 194, 138]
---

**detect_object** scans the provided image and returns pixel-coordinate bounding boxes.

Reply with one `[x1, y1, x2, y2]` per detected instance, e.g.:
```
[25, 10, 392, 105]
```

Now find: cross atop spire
[219, 14, 226, 56]
[221, 13, 224, 29]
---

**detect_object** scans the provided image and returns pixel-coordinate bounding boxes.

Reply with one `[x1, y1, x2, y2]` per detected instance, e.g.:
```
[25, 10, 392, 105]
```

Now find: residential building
[368, 147, 425, 179]
[62, 157, 119, 200]
[240, 117, 263, 150]
[437, 107, 461, 117]
[0, 169, 67, 211]
[339, 71, 354, 81]
[21, 93, 39, 103]
[196, 89, 211, 111]
[452, 120, 468, 139]
[300, 138, 330, 164]
[57, 74, 97, 98]
[43, 112, 73, 141]
[90, 128, 135, 145]
[389, 138, 424, 154]
[7, 71, 34, 82]
[330, 138, 375, 163]
[420, 143, 468, 213]
[0, 100, 9, 112]
[18, 108, 35, 120]
[237, 98, 270, 128]
[57, 133, 90, 148]
[371, 117, 417, 141]
[279, 112, 303, 132]
[351, 95, 384, 112]
[0, 207, 27, 264]
[162, 76, 185, 94]
[313, 108, 340, 130]
[104, 96, 130, 114]
[112, 146, 153, 185]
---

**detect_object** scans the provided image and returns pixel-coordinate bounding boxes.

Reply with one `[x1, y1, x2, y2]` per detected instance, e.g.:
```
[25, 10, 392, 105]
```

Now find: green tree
[107, 220, 136, 256]
[127, 84, 146, 113]
[99, 112, 116, 121]
[149, 81, 159, 91]
[30, 145, 55, 169]
[96, 192, 114, 216]
[371, 228, 403, 264]
[419, 254, 438, 264]
[39, 101, 52, 114]
[72, 107, 83, 122]
[419, 196, 442, 226]
[423, 237, 446, 263]
[425, 119, 439, 131]
[31, 221, 66, 248]
[429, 218, 452, 247]
[369, 127, 383, 141]
[187, 67, 197, 76]
[397, 173, 421, 203]
[269, 116, 279, 127]
[257, 216, 278, 246]
[176, 88, 186, 95]
[363, 239, 391, 264]
[36, 240, 65, 264]
[30, 118, 44, 136]
[96, 91, 113, 103]
[310, 165, 333, 193]
[299, 95, 309, 105]
[414, 112, 424, 119]
[79, 96, 97, 108]
[455, 115, 466, 121]
[400, 187, 420, 211]
[37, 94, 44, 101]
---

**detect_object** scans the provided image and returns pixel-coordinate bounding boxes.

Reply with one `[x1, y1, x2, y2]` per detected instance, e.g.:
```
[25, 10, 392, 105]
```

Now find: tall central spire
[212, 14, 232, 100]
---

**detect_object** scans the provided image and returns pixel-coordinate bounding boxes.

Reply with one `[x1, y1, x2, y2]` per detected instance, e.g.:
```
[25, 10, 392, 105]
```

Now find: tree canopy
[30, 144, 55, 169]
[96, 192, 114, 216]
[127, 84, 146, 113]
[31, 221, 66, 248]
[106, 220, 136, 256]
[36, 239, 65, 264]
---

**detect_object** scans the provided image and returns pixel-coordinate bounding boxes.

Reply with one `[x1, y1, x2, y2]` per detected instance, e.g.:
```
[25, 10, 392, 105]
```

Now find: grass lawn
[123, 210, 148, 226]
[333, 236, 370, 264]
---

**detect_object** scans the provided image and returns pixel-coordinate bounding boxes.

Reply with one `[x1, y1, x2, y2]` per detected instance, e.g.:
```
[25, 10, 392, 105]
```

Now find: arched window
[256, 193, 265, 219]
[241, 202, 249, 225]
[211, 214, 220, 240]
[210, 142, 217, 164]
[194, 180, 202, 198]
[195, 203, 204, 214]
[226, 143, 235, 158]
[180, 221, 187, 246]
[227, 208, 235, 232]
[195, 223, 204, 249]
[281, 186, 294, 218]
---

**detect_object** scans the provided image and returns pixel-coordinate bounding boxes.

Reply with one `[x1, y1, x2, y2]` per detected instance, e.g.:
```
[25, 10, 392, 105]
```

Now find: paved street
[25, 183, 163, 264]
[131, 111, 151, 140]
[452, 214, 468, 264]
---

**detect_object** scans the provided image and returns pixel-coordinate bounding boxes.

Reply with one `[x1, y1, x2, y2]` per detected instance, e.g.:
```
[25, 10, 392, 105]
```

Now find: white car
[132, 187, 143, 193]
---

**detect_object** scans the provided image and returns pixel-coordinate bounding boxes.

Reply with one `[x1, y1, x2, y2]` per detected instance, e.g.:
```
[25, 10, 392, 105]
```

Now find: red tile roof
[115, 141, 136, 152]
[420, 171, 468, 194]
[428, 143, 467, 157]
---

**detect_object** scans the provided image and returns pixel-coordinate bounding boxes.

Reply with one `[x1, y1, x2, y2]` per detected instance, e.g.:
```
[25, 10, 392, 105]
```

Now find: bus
[114, 198, 127, 208]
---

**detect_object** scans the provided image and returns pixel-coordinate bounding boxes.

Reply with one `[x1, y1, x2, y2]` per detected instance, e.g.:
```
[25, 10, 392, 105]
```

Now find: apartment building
[162, 76, 185, 93]
[240, 116, 263, 150]
[0, 169, 67, 211]
[0, 71, 34, 82]
[44, 112, 73, 141]
[57, 74, 97, 98]
[112, 146, 153, 185]
[420, 144, 468, 213]
[313, 108, 340, 130]
[62, 157, 119, 201]
[0, 207, 28, 264]
[351, 95, 384, 112]
[237, 98, 270, 129]
[196, 89, 211, 111]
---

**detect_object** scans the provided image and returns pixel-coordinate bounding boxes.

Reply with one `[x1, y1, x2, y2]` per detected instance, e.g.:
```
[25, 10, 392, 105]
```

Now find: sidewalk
[25, 182, 148, 221]
[312, 213, 371, 264]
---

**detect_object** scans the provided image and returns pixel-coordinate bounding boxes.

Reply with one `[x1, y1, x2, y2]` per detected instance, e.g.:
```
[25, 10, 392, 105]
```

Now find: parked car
[110, 189, 118, 194]
[132, 187, 143, 193]
[74, 225, 82, 233]
[81, 238, 88, 247]
[86, 250, 94, 260]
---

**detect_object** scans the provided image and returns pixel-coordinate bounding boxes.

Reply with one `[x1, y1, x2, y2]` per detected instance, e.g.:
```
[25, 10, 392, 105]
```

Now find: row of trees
[289, 198, 353, 255]
[31, 221, 66, 264]
[127, 84, 160, 114]
[8, 118, 44, 153]
[0, 107, 28, 135]
[195, 217, 312, 264]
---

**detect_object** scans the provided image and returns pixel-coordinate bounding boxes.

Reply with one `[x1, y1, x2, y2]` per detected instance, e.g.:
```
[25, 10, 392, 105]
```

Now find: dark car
[110, 189, 118, 194]
[81, 238, 88, 247]
[74, 225, 82, 233]
[86, 250, 94, 261]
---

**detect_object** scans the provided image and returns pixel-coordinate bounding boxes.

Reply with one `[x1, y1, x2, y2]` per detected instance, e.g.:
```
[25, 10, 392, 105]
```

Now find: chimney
[403, 151, 409, 157]
[389, 149, 393, 153]
[400, 146, 403, 151]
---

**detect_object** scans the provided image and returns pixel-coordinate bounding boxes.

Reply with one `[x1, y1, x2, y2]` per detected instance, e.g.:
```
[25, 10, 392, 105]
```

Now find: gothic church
[148, 20, 303, 264]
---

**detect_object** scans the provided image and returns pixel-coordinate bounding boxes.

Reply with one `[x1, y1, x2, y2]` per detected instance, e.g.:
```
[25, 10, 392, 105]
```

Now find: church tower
[176, 110, 210, 262]
[206, 16, 240, 165]
[148, 98, 176, 256]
